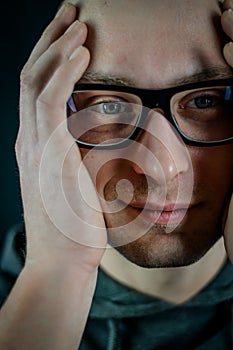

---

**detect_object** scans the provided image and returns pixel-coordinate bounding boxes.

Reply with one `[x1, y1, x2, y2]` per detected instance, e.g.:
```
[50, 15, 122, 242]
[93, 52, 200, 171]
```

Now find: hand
[16, 3, 107, 273]
[221, 0, 233, 262]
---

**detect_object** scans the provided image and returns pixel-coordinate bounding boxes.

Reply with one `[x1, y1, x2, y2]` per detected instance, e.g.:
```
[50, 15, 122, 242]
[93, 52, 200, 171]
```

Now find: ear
[223, 194, 233, 263]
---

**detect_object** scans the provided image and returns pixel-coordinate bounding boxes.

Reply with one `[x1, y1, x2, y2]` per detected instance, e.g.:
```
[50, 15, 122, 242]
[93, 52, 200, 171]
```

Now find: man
[0, 0, 233, 348]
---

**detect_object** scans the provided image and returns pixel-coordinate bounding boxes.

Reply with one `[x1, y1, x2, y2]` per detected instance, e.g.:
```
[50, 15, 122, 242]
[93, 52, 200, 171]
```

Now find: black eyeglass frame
[69, 78, 233, 149]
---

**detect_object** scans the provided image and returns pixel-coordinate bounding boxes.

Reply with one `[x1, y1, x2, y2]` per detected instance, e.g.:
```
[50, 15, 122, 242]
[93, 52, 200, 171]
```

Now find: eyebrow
[174, 66, 233, 85]
[81, 71, 134, 86]
[81, 66, 233, 87]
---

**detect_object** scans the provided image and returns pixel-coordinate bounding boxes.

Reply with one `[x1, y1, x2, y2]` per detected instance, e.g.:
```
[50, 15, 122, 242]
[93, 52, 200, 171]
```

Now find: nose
[127, 110, 191, 184]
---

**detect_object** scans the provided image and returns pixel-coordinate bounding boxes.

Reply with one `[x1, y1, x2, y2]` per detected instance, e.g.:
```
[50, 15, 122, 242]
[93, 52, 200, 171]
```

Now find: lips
[129, 201, 191, 211]
[140, 208, 188, 225]
[128, 201, 193, 225]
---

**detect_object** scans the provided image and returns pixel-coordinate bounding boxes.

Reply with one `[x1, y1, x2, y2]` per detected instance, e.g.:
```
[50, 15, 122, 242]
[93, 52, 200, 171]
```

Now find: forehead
[71, 0, 231, 88]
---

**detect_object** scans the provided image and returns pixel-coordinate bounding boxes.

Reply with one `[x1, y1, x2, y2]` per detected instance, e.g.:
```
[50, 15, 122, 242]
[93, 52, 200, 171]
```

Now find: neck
[100, 238, 226, 304]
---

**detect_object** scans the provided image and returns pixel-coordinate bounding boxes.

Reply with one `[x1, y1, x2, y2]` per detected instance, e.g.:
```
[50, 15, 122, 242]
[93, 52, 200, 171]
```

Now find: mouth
[128, 201, 194, 225]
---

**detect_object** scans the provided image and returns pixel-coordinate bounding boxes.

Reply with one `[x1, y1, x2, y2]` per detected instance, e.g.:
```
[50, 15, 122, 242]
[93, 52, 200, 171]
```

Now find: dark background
[1, 1, 61, 238]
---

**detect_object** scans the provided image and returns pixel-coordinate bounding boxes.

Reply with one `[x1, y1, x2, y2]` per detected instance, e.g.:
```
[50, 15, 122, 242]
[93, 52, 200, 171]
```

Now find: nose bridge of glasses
[134, 89, 188, 160]
[140, 89, 174, 124]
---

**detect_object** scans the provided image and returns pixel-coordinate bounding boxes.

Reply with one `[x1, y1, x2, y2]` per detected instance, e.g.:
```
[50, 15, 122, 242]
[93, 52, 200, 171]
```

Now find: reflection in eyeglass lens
[67, 86, 233, 145]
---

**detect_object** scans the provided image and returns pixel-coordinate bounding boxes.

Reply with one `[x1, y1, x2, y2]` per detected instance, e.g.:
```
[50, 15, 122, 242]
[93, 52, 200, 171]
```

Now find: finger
[19, 75, 38, 142]
[19, 3, 76, 141]
[221, 7, 233, 66]
[36, 45, 90, 146]
[221, 9, 233, 39]
[25, 3, 77, 70]
[19, 16, 87, 141]
[26, 20, 88, 97]
[222, 0, 233, 11]
[223, 42, 233, 66]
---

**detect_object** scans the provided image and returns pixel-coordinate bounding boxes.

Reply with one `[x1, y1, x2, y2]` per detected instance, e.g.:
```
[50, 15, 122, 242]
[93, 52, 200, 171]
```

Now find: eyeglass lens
[67, 85, 233, 146]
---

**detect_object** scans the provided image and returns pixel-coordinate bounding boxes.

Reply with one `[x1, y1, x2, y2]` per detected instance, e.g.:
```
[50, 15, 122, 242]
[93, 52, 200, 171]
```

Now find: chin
[108, 225, 222, 269]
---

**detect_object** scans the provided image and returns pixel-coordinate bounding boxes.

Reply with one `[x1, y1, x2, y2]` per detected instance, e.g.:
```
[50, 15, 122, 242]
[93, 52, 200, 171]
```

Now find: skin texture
[0, 1, 233, 349]
[70, 0, 233, 267]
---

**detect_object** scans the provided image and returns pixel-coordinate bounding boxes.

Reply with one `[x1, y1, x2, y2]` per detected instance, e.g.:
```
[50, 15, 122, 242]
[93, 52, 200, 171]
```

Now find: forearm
[0, 262, 97, 350]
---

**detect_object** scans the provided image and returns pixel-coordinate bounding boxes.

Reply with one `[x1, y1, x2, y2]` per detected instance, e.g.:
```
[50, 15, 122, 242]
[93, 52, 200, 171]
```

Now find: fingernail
[65, 20, 82, 33]
[55, 3, 71, 18]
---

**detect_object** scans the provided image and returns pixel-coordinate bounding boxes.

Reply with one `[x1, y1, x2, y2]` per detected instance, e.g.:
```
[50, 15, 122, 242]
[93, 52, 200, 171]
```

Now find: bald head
[60, 0, 233, 268]
[63, 0, 231, 88]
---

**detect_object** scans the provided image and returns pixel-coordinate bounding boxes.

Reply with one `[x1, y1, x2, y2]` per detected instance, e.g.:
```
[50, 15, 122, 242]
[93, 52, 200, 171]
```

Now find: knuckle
[37, 93, 53, 110]
[20, 65, 34, 89]
[41, 26, 54, 43]
[20, 64, 30, 80]
[15, 128, 26, 164]
[15, 132, 41, 168]
[49, 40, 71, 62]
[49, 42, 65, 62]
[37, 90, 64, 112]
[15, 134, 21, 160]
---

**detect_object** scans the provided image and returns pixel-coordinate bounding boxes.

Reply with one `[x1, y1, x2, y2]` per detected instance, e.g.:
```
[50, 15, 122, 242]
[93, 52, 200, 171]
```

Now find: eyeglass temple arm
[67, 96, 77, 112]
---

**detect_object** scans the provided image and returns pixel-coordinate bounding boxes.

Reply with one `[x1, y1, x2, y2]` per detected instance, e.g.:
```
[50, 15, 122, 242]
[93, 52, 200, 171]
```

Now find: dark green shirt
[1, 223, 233, 349]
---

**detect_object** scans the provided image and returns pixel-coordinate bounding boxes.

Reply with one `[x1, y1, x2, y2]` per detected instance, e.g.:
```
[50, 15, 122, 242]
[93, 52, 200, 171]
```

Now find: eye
[102, 102, 126, 114]
[178, 90, 225, 111]
[91, 101, 131, 115]
[194, 96, 215, 109]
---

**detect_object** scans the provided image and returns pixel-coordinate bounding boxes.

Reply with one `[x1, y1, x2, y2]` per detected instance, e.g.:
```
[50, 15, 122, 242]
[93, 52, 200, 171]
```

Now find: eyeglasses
[67, 78, 233, 149]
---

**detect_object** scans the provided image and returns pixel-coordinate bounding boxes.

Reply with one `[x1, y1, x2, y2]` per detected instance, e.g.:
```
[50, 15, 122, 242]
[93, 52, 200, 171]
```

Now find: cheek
[190, 145, 233, 196]
[80, 145, 233, 204]
[79, 149, 124, 196]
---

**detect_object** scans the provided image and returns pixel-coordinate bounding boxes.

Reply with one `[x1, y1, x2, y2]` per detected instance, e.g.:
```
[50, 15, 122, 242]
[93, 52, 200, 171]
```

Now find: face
[71, 0, 233, 267]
